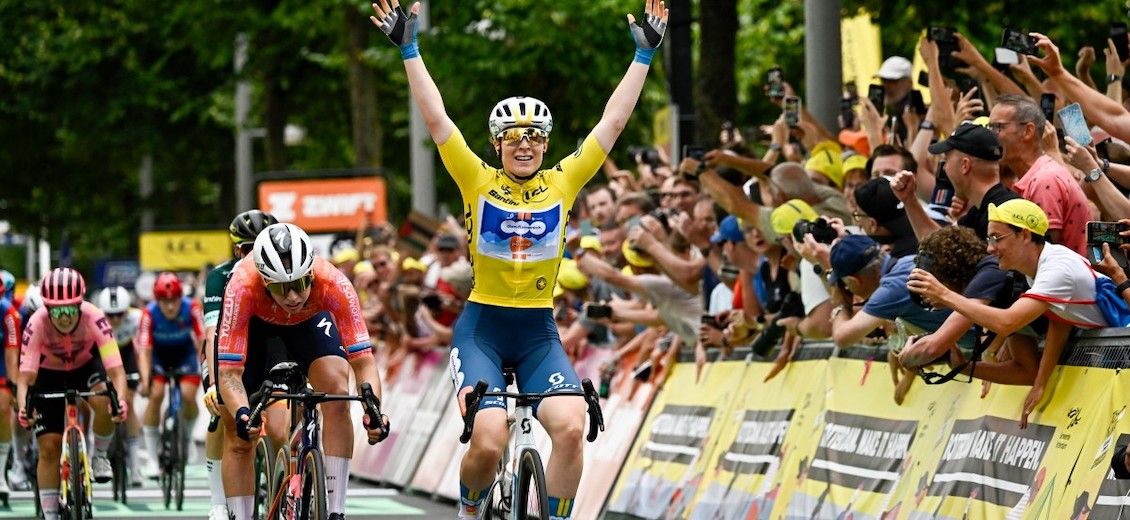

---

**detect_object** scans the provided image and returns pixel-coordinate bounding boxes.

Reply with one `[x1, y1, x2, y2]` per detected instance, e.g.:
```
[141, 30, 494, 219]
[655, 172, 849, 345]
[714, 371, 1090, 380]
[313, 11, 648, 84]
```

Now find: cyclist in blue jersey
[372, 1, 667, 518]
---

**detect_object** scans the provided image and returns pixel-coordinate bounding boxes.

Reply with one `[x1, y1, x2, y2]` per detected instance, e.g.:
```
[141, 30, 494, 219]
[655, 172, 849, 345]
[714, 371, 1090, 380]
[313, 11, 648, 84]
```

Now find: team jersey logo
[476, 198, 562, 263]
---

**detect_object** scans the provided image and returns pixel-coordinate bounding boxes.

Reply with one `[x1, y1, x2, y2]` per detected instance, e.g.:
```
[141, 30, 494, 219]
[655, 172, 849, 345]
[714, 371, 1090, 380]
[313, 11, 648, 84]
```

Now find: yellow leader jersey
[437, 128, 607, 309]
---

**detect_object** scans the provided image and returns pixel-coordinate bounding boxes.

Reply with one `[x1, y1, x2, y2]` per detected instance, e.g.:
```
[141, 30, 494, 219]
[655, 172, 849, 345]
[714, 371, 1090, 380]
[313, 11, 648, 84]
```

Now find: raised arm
[1030, 32, 1130, 142]
[371, 1, 456, 144]
[591, 0, 669, 152]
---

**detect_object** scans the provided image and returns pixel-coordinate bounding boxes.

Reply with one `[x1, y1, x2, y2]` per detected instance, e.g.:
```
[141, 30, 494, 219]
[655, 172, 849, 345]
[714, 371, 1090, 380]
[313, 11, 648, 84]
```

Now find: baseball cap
[838, 129, 871, 156]
[711, 215, 745, 244]
[436, 234, 461, 250]
[854, 178, 912, 234]
[401, 257, 428, 272]
[876, 56, 913, 80]
[805, 141, 845, 188]
[987, 199, 1048, 237]
[621, 240, 655, 268]
[843, 153, 869, 174]
[770, 199, 819, 236]
[331, 248, 360, 265]
[579, 235, 603, 253]
[928, 122, 1004, 161]
[556, 259, 588, 291]
[830, 235, 881, 282]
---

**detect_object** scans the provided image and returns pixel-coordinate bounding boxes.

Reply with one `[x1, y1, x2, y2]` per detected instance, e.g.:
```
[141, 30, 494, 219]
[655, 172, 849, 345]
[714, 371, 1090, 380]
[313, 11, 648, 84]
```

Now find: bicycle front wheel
[513, 448, 549, 520]
[174, 410, 186, 511]
[67, 432, 87, 520]
[253, 437, 275, 518]
[299, 449, 328, 520]
[160, 425, 173, 509]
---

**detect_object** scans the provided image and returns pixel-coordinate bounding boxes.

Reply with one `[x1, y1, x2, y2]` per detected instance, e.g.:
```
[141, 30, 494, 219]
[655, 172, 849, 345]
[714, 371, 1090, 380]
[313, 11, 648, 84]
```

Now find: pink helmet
[40, 268, 86, 306]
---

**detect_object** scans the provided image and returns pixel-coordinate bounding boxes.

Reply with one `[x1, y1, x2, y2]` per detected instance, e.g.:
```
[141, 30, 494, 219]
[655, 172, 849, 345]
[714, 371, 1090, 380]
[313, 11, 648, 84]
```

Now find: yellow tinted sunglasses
[495, 127, 549, 146]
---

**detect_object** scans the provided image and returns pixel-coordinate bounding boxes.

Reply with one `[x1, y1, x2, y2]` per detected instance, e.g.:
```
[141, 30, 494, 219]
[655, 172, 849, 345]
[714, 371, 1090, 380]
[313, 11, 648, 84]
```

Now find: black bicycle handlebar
[25, 385, 122, 425]
[242, 378, 389, 445]
[459, 378, 605, 444]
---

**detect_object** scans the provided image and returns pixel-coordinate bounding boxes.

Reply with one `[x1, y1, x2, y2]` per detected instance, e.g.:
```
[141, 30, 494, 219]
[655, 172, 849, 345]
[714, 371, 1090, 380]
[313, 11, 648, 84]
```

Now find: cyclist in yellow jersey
[371, 1, 667, 518]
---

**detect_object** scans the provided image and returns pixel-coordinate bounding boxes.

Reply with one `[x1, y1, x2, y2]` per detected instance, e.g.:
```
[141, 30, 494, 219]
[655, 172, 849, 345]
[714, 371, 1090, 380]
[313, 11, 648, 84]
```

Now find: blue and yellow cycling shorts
[449, 301, 581, 414]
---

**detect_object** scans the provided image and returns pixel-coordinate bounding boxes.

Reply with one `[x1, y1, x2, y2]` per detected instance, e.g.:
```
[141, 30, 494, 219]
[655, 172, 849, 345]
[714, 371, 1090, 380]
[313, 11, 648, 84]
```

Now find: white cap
[876, 56, 912, 80]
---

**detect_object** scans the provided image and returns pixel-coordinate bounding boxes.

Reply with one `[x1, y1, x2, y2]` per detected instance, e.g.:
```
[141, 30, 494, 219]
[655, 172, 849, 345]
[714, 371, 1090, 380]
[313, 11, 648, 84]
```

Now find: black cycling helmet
[229, 210, 279, 244]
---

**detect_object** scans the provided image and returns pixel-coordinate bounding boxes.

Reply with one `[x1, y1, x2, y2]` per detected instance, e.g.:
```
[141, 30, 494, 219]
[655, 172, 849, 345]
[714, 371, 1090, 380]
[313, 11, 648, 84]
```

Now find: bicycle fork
[504, 405, 539, 519]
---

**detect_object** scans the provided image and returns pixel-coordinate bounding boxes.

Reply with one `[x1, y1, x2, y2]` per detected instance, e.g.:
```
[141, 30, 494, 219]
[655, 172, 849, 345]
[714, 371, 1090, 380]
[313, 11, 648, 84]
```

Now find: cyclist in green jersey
[372, 1, 667, 518]
[200, 210, 280, 520]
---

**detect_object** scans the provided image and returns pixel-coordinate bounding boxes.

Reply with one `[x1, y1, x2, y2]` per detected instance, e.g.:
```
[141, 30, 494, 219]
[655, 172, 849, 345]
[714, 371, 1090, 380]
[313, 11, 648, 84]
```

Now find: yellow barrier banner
[606, 361, 743, 518]
[686, 359, 827, 519]
[841, 11, 882, 97]
[911, 367, 1112, 519]
[772, 358, 954, 518]
[138, 230, 232, 271]
[1057, 369, 1129, 519]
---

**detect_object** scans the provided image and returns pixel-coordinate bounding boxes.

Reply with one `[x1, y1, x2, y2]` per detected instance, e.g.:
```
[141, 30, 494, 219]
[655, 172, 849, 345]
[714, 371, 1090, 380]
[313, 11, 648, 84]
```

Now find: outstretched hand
[371, 1, 420, 57]
[628, 0, 669, 64]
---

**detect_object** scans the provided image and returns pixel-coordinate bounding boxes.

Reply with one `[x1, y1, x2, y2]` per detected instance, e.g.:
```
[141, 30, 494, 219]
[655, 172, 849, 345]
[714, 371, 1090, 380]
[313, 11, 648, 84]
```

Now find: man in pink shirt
[990, 94, 1089, 256]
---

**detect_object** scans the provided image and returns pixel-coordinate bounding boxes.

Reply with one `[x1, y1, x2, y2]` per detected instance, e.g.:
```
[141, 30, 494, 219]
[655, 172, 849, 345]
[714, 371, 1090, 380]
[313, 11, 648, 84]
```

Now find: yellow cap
[401, 257, 428, 272]
[579, 235, 603, 253]
[770, 199, 819, 236]
[557, 259, 588, 291]
[332, 248, 360, 264]
[987, 199, 1048, 237]
[621, 240, 655, 268]
[353, 261, 375, 275]
[972, 116, 991, 128]
[553, 284, 565, 298]
[843, 154, 868, 174]
[805, 140, 845, 188]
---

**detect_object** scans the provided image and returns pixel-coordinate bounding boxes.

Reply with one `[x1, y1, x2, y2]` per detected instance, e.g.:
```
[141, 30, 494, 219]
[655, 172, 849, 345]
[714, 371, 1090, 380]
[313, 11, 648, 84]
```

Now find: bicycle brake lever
[581, 379, 605, 442]
[459, 380, 489, 444]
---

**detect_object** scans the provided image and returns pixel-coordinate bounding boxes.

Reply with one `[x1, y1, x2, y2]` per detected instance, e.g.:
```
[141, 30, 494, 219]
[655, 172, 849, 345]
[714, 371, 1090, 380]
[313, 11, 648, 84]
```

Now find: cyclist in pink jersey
[216, 223, 388, 520]
[15, 268, 128, 520]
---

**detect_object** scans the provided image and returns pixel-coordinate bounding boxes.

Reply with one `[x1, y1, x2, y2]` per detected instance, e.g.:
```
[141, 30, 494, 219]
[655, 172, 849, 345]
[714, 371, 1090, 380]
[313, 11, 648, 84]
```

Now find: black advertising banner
[809, 410, 917, 494]
[718, 409, 794, 475]
[928, 415, 1055, 507]
[639, 404, 716, 465]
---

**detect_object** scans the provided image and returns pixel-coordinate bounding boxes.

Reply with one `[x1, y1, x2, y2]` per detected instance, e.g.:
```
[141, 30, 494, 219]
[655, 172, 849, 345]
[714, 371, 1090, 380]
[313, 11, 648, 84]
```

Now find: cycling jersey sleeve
[190, 299, 206, 340]
[216, 277, 252, 369]
[88, 307, 123, 370]
[322, 264, 373, 360]
[3, 308, 18, 351]
[18, 317, 43, 375]
[136, 307, 154, 351]
[552, 132, 608, 197]
[202, 263, 231, 328]
[437, 128, 492, 193]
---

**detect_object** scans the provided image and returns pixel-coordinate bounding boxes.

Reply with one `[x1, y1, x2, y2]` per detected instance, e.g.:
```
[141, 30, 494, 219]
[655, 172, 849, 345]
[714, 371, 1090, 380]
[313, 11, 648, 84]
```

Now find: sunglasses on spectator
[661, 190, 695, 199]
[266, 274, 314, 297]
[495, 127, 549, 146]
[48, 305, 80, 320]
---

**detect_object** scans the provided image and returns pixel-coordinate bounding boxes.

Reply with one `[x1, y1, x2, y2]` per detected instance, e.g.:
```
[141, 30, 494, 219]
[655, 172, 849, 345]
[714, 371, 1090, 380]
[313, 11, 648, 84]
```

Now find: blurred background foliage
[0, 0, 1124, 270]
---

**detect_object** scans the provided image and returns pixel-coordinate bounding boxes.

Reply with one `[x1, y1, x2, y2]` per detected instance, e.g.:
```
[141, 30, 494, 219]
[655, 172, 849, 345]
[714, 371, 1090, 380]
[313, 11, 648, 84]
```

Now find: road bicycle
[25, 382, 122, 520]
[244, 361, 387, 520]
[460, 370, 604, 520]
[156, 369, 193, 511]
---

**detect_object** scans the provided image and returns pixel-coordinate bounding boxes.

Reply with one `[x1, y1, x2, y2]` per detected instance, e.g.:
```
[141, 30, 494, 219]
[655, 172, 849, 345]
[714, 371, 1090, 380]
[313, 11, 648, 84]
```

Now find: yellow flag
[840, 11, 882, 97]
[911, 31, 933, 105]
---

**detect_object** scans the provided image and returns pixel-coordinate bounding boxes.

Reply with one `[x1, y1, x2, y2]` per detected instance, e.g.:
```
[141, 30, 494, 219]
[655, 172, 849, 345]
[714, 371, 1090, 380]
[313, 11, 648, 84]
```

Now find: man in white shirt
[908, 199, 1108, 428]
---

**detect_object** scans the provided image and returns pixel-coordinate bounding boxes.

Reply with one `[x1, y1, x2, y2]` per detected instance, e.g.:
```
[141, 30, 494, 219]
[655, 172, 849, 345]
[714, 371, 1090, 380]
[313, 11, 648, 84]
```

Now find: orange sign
[258, 177, 387, 232]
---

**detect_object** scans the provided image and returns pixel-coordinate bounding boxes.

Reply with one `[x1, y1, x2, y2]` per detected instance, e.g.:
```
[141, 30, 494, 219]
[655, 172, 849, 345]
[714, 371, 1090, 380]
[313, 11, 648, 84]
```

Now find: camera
[629, 146, 662, 168]
[585, 303, 613, 320]
[767, 67, 785, 98]
[928, 26, 967, 75]
[791, 218, 838, 245]
[649, 207, 678, 230]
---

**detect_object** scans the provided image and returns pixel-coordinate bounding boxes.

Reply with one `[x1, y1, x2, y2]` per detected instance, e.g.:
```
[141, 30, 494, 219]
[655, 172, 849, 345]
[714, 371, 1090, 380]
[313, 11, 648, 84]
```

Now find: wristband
[234, 406, 253, 441]
[401, 41, 419, 60]
[634, 48, 656, 65]
[769, 143, 783, 152]
[1117, 280, 1130, 295]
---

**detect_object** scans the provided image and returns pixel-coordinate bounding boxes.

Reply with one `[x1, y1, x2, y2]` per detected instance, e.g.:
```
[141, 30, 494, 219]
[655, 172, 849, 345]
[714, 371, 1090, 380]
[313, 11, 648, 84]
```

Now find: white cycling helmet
[488, 96, 553, 137]
[253, 223, 315, 283]
[95, 286, 132, 314]
[22, 285, 43, 314]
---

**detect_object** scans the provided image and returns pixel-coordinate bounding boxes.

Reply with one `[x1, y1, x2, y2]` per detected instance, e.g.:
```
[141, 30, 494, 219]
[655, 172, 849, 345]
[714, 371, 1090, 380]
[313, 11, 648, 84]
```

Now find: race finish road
[1, 462, 457, 519]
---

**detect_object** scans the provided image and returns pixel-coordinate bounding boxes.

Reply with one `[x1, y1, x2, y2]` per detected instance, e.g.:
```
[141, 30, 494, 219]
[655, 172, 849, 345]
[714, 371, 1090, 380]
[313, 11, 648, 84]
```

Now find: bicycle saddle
[266, 361, 303, 389]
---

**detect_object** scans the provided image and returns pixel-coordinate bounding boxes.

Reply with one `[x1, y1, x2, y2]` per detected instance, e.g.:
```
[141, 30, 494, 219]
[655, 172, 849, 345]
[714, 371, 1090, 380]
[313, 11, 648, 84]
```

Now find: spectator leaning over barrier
[853, 177, 921, 259]
[908, 198, 1109, 428]
[826, 235, 970, 352]
[990, 94, 1090, 256]
[894, 122, 1020, 240]
[897, 226, 1040, 386]
[770, 200, 834, 341]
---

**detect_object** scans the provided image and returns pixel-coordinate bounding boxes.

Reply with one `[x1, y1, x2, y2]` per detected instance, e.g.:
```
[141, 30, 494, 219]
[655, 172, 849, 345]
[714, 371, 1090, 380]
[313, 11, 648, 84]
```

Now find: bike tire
[271, 446, 291, 520]
[110, 426, 128, 504]
[174, 409, 185, 511]
[300, 449, 328, 520]
[253, 437, 275, 519]
[68, 432, 86, 520]
[513, 448, 549, 520]
[160, 425, 173, 510]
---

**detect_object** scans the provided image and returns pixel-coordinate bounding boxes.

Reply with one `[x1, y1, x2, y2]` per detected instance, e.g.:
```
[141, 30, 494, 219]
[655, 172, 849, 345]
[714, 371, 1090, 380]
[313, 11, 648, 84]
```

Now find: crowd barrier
[347, 330, 1130, 519]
